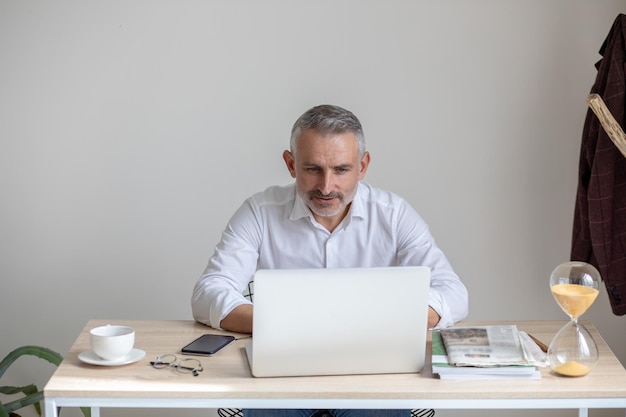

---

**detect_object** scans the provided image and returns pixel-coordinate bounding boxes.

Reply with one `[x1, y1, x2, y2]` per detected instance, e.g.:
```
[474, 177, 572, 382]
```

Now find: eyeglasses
[150, 354, 203, 376]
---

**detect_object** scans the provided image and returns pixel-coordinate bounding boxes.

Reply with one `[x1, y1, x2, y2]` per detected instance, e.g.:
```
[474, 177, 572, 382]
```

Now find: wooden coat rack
[586, 93, 626, 158]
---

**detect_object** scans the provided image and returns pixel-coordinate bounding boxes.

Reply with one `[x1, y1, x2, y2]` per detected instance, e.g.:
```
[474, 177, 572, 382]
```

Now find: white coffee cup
[89, 325, 135, 361]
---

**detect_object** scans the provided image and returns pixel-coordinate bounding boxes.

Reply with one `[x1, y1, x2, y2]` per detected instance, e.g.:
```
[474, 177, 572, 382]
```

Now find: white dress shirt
[191, 181, 468, 329]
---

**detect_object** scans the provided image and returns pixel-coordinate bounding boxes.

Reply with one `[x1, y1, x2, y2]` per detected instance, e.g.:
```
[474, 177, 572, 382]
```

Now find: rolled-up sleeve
[191, 200, 260, 329]
[395, 202, 468, 328]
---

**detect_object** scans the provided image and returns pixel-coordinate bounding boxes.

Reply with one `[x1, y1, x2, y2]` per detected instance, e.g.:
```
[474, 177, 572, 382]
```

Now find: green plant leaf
[3, 391, 42, 414]
[0, 346, 88, 417]
[0, 385, 37, 396]
[0, 346, 62, 417]
[0, 346, 62, 380]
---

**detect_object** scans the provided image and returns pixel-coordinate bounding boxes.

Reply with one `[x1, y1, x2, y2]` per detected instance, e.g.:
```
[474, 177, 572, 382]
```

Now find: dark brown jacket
[572, 14, 626, 315]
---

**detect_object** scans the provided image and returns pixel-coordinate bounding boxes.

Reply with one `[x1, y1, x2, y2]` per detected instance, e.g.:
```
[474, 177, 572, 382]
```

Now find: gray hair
[290, 105, 366, 157]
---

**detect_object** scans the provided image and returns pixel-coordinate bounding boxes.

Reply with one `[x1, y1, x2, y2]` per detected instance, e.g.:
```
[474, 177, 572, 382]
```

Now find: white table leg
[44, 399, 58, 417]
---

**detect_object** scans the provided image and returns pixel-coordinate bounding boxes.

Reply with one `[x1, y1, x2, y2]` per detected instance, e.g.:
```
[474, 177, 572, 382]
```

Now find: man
[192, 104, 468, 417]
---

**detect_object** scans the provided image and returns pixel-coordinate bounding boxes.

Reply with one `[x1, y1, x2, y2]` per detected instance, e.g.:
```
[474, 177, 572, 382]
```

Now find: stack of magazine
[431, 325, 547, 380]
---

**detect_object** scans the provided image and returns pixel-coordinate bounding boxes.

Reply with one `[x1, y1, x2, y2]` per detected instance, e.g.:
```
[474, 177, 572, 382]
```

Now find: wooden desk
[43, 320, 626, 417]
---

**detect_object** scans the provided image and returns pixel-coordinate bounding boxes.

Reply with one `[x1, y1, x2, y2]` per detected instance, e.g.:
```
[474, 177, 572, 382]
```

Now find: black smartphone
[181, 334, 236, 356]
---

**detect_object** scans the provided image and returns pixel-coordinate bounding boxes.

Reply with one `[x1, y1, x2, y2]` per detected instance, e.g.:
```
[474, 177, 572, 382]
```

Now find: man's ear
[283, 150, 296, 178]
[358, 151, 371, 180]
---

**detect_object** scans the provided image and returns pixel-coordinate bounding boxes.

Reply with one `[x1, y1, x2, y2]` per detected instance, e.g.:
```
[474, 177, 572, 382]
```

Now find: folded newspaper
[431, 331, 542, 379]
[439, 325, 547, 367]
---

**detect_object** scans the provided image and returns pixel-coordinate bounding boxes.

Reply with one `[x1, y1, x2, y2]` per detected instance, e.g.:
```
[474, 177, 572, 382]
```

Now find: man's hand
[220, 304, 253, 334]
[427, 306, 441, 328]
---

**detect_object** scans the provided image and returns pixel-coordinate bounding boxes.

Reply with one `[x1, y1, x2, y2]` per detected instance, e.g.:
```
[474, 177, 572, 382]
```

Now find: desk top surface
[44, 319, 626, 401]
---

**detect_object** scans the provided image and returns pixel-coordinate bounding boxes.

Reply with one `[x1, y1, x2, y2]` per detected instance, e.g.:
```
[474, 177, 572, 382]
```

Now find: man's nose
[318, 171, 333, 195]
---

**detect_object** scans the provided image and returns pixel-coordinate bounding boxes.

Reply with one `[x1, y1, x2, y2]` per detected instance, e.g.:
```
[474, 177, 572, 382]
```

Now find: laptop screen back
[248, 266, 431, 377]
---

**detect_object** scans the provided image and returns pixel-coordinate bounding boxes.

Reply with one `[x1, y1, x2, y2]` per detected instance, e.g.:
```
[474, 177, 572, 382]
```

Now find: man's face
[283, 129, 370, 230]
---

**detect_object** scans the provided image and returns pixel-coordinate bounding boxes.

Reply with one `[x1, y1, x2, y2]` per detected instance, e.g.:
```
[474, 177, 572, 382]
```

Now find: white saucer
[78, 348, 146, 366]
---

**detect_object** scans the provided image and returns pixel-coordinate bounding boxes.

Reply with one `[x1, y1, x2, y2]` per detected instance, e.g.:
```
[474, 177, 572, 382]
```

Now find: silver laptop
[246, 266, 431, 377]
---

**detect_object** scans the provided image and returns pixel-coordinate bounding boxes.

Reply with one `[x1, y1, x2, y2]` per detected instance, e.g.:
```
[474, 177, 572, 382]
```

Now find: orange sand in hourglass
[550, 284, 600, 376]
[551, 284, 599, 319]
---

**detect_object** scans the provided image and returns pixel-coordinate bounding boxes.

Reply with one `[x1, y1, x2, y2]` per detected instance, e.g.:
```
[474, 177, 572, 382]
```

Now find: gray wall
[2, 1, 625, 417]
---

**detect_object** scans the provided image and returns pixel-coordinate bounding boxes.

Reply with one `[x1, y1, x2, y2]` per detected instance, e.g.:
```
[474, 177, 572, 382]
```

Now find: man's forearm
[220, 304, 253, 334]
[427, 306, 441, 328]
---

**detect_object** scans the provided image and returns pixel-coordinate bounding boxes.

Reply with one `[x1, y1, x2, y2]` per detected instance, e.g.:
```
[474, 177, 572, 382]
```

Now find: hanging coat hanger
[586, 93, 626, 159]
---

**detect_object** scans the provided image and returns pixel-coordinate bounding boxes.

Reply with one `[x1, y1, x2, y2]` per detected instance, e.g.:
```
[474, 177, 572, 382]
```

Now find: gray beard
[296, 186, 357, 218]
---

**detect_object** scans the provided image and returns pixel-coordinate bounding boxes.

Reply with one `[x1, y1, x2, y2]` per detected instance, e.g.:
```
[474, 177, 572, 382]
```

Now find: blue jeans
[243, 409, 410, 417]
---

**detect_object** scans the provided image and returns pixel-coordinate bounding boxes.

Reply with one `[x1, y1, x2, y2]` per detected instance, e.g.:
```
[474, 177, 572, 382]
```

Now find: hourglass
[547, 261, 601, 377]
